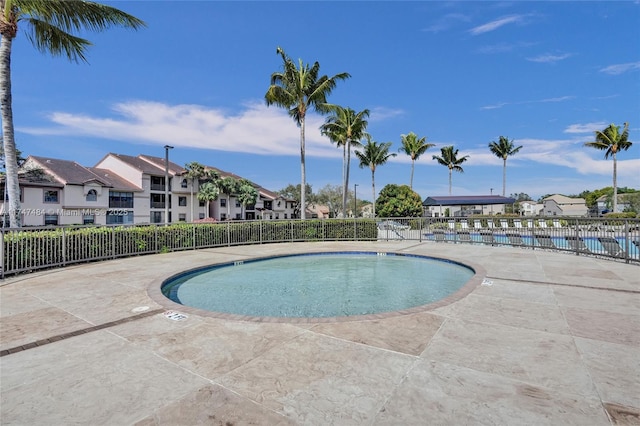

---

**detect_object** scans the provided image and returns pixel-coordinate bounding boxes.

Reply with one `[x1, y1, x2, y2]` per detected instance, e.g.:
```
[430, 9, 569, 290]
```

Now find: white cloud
[469, 15, 523, 35]
[480, 96, 573, 110]
[563, 122, 608, 134]
[19, 100, 342, 159]
[369, 107, 404, 121]
[599, 61, 640, 75]
[526, 53, 572, 63]
[422, 13, 470, 33]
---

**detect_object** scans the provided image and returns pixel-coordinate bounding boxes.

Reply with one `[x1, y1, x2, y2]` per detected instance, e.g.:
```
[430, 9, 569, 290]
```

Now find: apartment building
[1, 153, 296, 226]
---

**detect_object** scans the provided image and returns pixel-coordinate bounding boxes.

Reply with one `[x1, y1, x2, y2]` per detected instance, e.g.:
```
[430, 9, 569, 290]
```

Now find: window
[236, 201, 241, 208]
[151, 211, 162, 223]
[44, 190, 59, 203]
[199, 200, 205, 207]
[109, 191, 134, 208]
[199, 213, 205, 219]
[106, 211, 133, 225]
[44, 214, 58, 225]
[179, 196, 187, 207]
[150, 176, 165, 191]
[264, 201, 272, 210]
[275, 214, 279, 219]
[179, 213, 186, 222]
[83, 214, 95, 225]
[221, 213, 226, 220]
[150, 193, 168, 208]
[284, 214, 288, 219]
[181, 179, 188, 188]
[86, 189, 97, 202]
[220, 198, 226, 207]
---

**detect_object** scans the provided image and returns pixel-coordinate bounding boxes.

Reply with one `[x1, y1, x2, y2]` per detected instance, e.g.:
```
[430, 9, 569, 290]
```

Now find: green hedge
[2, 220, 378, 275]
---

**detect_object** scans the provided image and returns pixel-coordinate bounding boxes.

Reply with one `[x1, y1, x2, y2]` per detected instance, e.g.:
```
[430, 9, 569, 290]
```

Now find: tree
[315, 184, 342, 218]
[277, 183, 315, 218]
[218, 176, 240, 219]
[398, 132, 434, 189]
[432, 146, 469, 195]
[237, 179, 258, 219]
[184, 161, 205, 222]
[584, 122, 633, 213]
[375, 184, 423, 218]
[197, 182, 219, 219]
[320, 105, 369, 216]
[265, 47, 350, 219]
[488, 136, 522, 197]
[0, 0, 144, 227]
[354, 136, 396, 217]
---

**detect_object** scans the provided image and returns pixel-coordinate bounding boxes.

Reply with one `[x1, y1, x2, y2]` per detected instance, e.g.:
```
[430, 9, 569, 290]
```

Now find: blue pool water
[162, 252, 475, 318]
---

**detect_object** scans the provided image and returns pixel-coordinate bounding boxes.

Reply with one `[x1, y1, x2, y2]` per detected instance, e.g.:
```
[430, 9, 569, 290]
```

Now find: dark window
[179, 196, 187, 207]
[83, 214, 95, 225]
[151, 211, 162, 223]
[235, 201, 241, 208]
[44, 214, 58, 225]
[109, 191, 134, 208]
[106, 211, 133, 225]
[199, 200, 205, 207]
[150, 176, 165, 191]
[181, 179, 188, 188]
[199, 213, 205, 219]
[264, 201, 272, 210]
[150, 193, 168, 208]
[44, 190, 59, 203]
[220, 198, 226, 207]
[179, 213, 186, 222]
[86, 189, 97, 202]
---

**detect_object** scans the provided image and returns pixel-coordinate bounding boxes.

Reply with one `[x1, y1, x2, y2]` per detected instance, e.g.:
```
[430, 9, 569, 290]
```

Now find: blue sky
[9, 1, 640, 201]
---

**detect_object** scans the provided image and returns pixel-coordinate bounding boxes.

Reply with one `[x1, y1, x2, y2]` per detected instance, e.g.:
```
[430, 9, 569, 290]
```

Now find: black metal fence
[1, 216, 638, 278]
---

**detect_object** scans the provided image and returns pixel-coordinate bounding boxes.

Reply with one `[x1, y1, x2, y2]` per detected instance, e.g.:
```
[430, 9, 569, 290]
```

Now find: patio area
[1, 241, 639, 425]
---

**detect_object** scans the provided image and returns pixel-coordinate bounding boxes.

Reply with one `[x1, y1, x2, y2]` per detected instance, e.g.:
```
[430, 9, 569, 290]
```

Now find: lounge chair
[506, 232, 523, 245]
[538, 219, 548, 229]
[534, 233, 556, 249]
[514, 219, 523, 229]
[565, 236, 590, 254]
[473, 219, 483, 230]
[433, 229, 446, 242]
[500, 219, 510, 229]
[552, 219, 563, 229]
[448, 220, 456, 231]
[487, 220, 496, 229]
[598, 237, 625, 258]
[480, 231, 494, 244]
[460, 220, 470, 230]
[525, 219, 534, 229]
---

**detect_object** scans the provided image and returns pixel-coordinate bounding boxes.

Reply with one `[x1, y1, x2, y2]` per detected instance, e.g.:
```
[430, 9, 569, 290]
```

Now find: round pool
[161, 252, 476, 319]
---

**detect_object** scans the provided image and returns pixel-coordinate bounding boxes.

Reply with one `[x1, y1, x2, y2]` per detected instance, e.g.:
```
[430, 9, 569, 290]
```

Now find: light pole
[164, 145, 174, 225]
[354, 184, 358, 218]
[490, 188, 494, 215]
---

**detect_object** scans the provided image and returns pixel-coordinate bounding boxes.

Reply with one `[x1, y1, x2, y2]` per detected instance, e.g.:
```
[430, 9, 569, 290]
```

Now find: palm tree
[218, 176, 239, 220]
[237, 179, 258, 219]
[488, 136, 522, 197]
[197, 182, 220, 219]
[354, 136, 396, 217]
[432, 146, 470, 195]
[184, 161, 205, 222]
[584, 122, 633, 213]
[320, 106, 369, 216]
[398, 132, 434, 189]
[265, 47, 350, 219]
[0, 0, 144, 227]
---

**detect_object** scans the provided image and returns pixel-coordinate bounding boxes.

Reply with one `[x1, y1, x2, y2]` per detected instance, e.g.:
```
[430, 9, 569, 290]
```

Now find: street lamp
[354, 184, 358, 218]
[164, 145, 174, 225]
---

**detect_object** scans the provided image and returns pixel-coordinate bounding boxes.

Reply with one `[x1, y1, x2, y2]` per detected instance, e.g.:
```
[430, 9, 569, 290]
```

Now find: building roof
[29, 156, 109, 186]
[88, 168, 143, 192]
[138, 154, 185, 175]
[423, 195, 516, 206]
[543, 194, 586, 204]
[98, 153, 167, 175]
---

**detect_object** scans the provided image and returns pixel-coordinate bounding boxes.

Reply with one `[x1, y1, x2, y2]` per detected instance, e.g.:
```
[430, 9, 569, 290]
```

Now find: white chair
[552, 219, 563, 229]
[514, 219, 523, 229]
[460, 220, 470, 230]
[500, 219, 510, 229]
[538, 219, 548, 228]
[474, 219, 483, 230]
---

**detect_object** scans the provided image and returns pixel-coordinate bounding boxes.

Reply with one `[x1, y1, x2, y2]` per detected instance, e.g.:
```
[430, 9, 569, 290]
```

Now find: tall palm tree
[584, 122, 633, 213]
[237, 179, 258, 219]
[354, 136, 396, 217]
[184, 161, 205, 222]
[432, 146, 469, 195]
[0, 0, 144, 227]
[197, 182, 219, 219]
[265, 47, 350, 219]
[488, 136, 522, 197]
[398, 132, 434, 189]
[320, 106, 369, 216]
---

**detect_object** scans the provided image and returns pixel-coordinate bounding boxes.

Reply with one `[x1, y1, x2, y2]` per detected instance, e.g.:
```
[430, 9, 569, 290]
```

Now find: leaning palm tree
[432, 146, 470, 195]
[584, 122, 633, 213]
[0, 0, 145, 227]
[398, 132, 434, 189]
[488, 136, 522, 197]
[184, 161, 205, 222]
[354, 136, 396, 217]
[265, 47, 350, 219]
[320, 106, 369, 216]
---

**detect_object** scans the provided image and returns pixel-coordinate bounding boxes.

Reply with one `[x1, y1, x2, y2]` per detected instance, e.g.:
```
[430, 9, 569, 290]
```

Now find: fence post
[62, 227, 67, 266]
[0, 228, 4, 279]
[624, 219, 630, 264]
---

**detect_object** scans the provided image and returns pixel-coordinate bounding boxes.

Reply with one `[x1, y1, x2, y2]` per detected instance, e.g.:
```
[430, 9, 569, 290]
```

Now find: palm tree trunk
[410, 159, 415, 190]
[190, 183, 194, 222]
[371, 168, 376, 217]
[502, 158, 507, 197]
[448, 167, 452, 196]
[299, 118, 306, 219]
[0, 34, 20, 227]
[343, 139, 352, 216]
[613, 152, 618, 213]
[341, 143, 347, 216]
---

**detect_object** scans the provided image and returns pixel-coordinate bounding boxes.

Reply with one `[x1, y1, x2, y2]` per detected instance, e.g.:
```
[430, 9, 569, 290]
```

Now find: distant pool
[161, 252, 475, 318]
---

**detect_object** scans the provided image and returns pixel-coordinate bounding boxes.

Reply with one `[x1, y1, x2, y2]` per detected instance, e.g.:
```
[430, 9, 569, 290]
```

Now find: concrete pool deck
[1, 241, 638, 425]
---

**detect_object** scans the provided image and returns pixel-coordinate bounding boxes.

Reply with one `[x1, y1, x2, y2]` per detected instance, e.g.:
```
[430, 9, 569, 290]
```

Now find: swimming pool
[161, 252, 475, 319]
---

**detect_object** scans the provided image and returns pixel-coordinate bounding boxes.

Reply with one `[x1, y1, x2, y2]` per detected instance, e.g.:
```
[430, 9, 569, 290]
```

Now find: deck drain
[132, 306, 150, 313]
